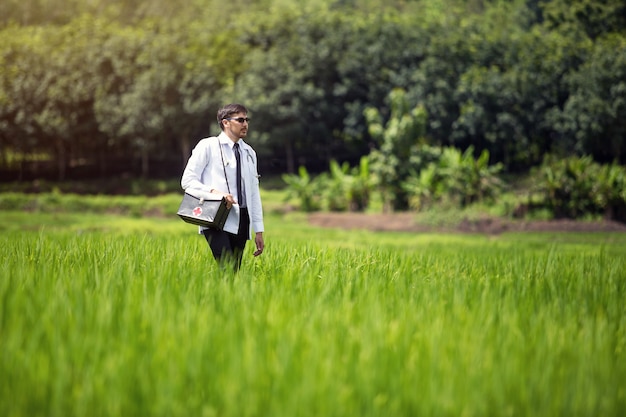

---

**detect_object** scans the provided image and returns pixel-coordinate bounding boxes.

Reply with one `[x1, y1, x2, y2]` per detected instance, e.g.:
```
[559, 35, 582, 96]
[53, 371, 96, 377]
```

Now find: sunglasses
[224, 117, 250, 124]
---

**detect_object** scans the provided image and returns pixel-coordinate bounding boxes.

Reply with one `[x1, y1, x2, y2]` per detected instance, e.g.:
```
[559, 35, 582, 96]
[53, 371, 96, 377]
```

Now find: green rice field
[1, 194, 625, 417]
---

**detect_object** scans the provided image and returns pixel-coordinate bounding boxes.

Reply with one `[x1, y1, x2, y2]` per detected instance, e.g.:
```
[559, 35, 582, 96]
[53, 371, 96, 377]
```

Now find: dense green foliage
[282, 152, 626, 223]
[282, 157, 375, 212]
[528, 155, 626, 220]
[1, 201, 625, 416]
[403, 145, 504, 211]
[365, 88, 428, 211]
[1, 0, 625, 181]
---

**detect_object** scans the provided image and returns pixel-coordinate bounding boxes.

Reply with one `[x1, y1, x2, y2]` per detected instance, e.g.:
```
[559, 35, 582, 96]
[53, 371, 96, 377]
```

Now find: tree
[92, 20, 152, 177]
[556, 35, 626, 163]
[237, 6, 427, 174]
[365, 88, 427, 211]
[451, 26, 589, 170]
[236, 7, 352, 173]
[0, 25, 54, 179]
[95, 20, 238, 178]
[539, 0, 626, 40]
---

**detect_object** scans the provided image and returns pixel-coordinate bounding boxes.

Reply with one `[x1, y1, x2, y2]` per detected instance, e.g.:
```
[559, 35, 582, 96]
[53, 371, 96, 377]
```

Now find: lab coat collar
[218, 131, 252, 153]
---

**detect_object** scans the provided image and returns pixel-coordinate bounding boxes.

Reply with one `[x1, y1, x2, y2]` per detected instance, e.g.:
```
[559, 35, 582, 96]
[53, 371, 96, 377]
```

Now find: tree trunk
[56, 138, 66, 181]
[285, 137, 295, 174]
[141, 146, 149, 179]
[180, 128, 191, 169]
[99, 150, 107, 177]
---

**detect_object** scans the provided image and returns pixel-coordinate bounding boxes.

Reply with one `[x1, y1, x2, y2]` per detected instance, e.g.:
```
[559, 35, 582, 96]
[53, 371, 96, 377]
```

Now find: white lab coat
[181, 132, 264, 238]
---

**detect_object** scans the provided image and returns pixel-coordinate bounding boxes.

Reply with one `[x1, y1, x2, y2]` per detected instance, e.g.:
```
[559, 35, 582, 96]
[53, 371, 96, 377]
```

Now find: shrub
[403, 146, 505, 210]
[283, 157, 375, 213]
[323, 160, 350, 212]
[528, 155, 626, 221]
[346, 156, 373, 212]
[281, 166, 323, 212]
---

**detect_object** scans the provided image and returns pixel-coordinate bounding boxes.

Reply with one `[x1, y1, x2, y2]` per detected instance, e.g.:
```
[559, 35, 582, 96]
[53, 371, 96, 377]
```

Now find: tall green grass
[1, 210, 625, 416]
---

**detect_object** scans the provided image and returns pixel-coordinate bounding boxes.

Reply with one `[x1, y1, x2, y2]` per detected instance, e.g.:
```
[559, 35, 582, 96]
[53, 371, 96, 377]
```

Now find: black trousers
[202, 208, 250, 271]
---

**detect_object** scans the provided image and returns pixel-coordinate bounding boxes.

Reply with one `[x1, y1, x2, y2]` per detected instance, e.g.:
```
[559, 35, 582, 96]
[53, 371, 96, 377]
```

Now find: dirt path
[308, 212, 626, 234]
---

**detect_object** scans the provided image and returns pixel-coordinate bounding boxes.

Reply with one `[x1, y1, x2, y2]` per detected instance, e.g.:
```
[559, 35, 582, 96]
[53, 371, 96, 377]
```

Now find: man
[181, 103, 264, 271]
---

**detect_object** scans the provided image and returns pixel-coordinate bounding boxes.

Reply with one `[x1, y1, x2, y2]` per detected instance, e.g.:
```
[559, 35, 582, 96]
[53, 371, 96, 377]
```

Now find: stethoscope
[243, 149, 261, 179]
[244, 148, 255, 165]
[224, 145, 260, 179]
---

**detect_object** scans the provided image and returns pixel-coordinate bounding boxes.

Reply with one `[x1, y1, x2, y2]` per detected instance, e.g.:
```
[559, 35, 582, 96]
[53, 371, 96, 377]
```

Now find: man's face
[223, 112, 249, 140]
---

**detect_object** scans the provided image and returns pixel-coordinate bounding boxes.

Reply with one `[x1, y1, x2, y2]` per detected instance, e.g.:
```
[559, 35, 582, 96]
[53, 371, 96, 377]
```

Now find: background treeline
[1, 0, 625, 182]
